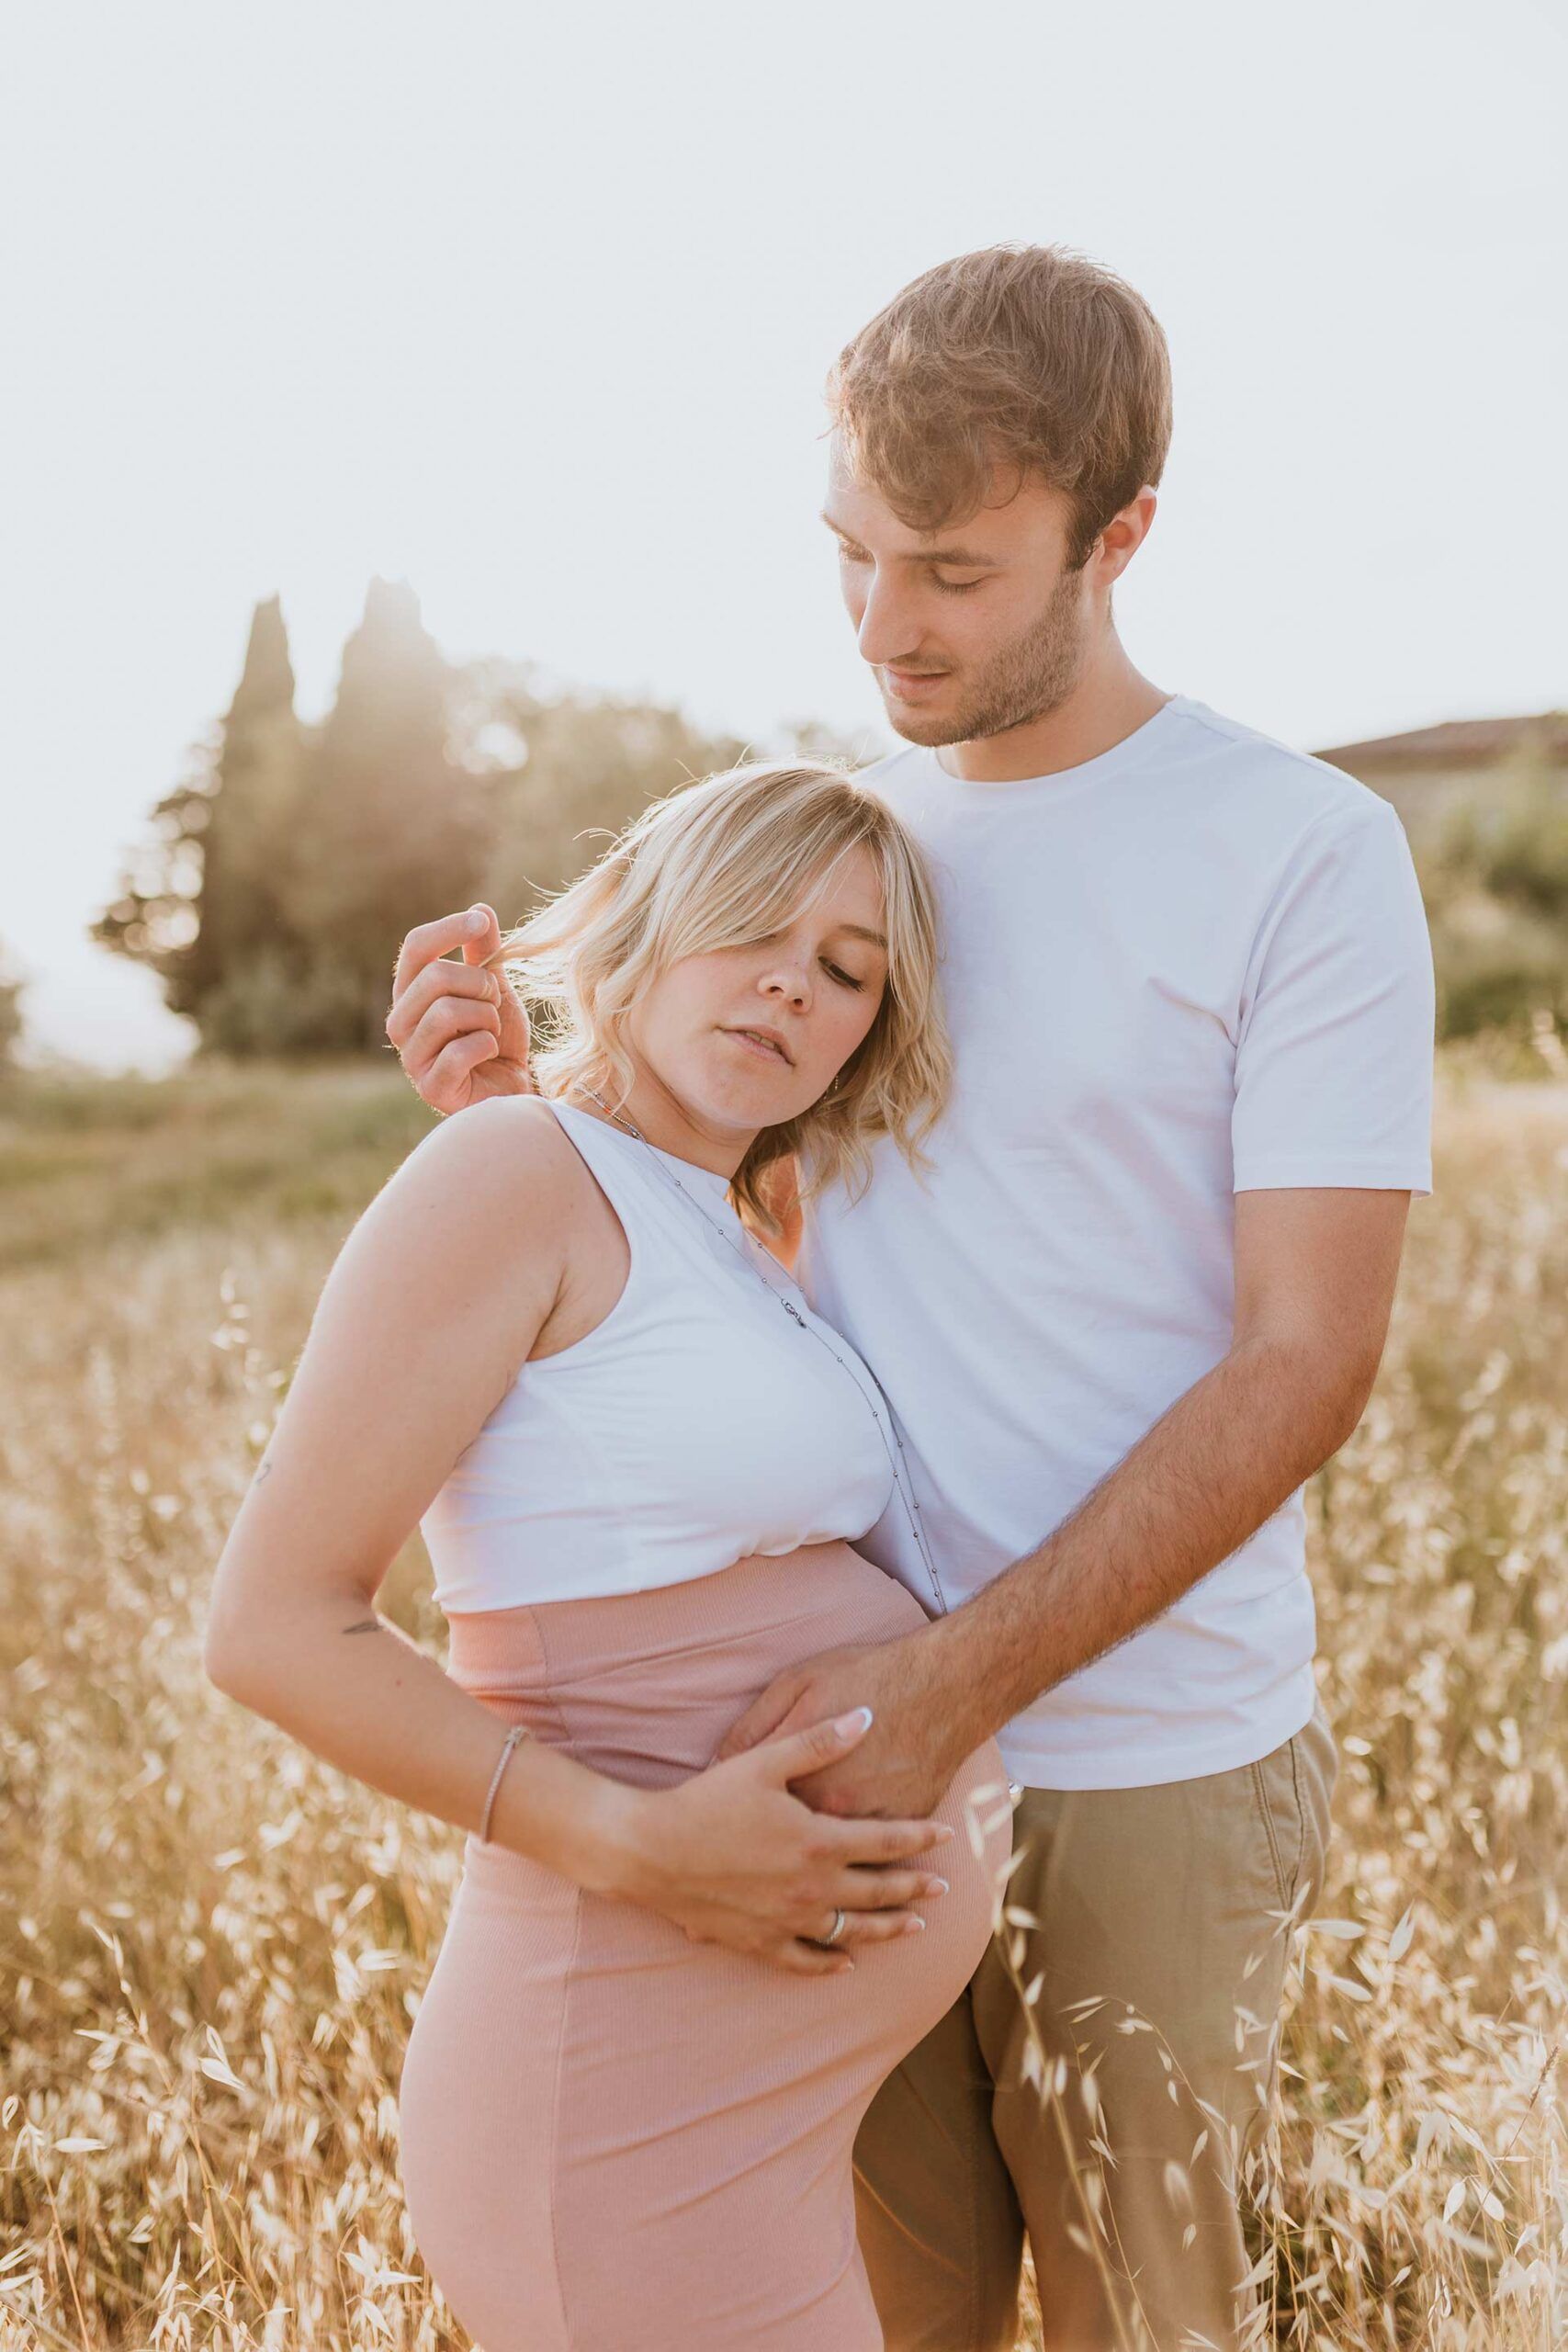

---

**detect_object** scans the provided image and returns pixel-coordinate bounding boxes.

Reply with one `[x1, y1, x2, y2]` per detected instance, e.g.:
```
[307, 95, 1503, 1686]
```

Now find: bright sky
[4, 0, 1564, 1070]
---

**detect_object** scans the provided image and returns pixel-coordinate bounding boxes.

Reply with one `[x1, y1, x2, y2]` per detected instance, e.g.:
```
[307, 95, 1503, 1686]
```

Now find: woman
[203, 760, 1010, 2350]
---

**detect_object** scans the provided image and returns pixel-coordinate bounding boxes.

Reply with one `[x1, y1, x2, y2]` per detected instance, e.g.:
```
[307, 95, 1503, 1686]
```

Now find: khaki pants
[852, 1702, 1338, 2352]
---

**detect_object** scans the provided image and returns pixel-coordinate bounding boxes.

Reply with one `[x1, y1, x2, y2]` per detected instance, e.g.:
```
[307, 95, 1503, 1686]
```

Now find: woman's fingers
[491, 977, 532, 1067]
[716, 1678, 807, 1758]
[834, 1908, 929, 1945]
[389, 956, 533, 1114]
[391, 908, 491, 1003]
[391, 960, 502, 1049]
[461, 907, 535, 1066]
[423, 1031, 502, 1113]
[459, 904, 502, 969]
[824, 1813, 956, 1866]
[406, 994, 502, 1075]
[777, 1941, 855, 1977]
[832, 1865, 948, 1912]
[773, 1905, 932, 1973]
[753, 1706, 874, 1784]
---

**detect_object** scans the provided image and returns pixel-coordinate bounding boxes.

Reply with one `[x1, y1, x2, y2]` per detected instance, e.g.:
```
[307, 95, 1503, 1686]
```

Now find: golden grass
[1, 1059, 1562, 2348]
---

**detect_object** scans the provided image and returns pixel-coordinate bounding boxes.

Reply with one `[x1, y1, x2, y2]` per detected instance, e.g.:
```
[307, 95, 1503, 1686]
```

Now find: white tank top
[420, 1098, 900, 1611]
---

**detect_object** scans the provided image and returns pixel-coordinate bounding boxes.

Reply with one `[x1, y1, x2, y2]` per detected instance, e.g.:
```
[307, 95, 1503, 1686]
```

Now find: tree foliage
[94, 586, 775, 1056]
[93, 594, 304, 1033]
[0, 948, 23, 1073]
[1416, 747, 1568, 1042]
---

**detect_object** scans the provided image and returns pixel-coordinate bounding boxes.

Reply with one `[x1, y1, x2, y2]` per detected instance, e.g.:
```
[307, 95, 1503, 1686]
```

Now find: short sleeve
[1232, 796, 1435, 1196]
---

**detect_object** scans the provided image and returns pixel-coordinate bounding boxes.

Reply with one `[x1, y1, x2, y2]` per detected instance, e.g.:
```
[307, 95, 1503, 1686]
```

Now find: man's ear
[1097, 486, 1158, 584]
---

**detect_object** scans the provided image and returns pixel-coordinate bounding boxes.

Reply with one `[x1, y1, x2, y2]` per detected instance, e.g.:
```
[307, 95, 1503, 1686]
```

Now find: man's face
[822, 435, 1097, 748]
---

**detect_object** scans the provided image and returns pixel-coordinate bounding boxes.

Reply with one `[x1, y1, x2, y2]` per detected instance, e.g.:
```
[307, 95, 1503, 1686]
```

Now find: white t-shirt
[797, 693, 1435, 1790]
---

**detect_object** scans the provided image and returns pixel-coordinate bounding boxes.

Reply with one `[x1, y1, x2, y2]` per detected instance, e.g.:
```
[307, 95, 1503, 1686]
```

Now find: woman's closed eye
[734, 929, 866, 990]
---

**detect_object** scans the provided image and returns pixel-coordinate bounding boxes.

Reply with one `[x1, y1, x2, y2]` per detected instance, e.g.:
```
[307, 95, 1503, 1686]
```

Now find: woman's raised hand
[386, 906, 534, 1114]
[604, 1709, 954, 1976]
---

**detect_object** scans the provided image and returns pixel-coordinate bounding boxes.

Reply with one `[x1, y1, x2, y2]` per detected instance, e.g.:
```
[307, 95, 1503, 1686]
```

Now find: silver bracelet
[479, 1724, 529, 1845]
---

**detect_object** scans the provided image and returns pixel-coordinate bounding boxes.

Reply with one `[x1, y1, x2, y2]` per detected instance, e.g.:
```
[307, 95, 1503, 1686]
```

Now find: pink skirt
[397, 1542, 1010, 2351]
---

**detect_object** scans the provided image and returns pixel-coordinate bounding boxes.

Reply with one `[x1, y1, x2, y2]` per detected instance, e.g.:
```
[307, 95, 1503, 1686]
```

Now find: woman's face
[626, 845, 890, 1140]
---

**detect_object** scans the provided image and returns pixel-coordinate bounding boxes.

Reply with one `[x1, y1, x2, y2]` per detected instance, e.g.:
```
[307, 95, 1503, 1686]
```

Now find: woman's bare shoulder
[347, 1094, 592, 1285]
[398, 1092, 580, 1189]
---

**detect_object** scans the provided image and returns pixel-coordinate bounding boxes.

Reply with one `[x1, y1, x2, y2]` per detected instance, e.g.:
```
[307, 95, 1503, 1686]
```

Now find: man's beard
[882, 566, 1089, 748]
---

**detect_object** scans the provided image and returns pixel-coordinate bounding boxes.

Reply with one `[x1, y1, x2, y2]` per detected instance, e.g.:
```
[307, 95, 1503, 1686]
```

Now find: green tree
[1418, 743, 1568, 1041]
[93, 596, 304, 1036]
[475, 670, 748, 922]
[0, 945, 24, 1073]
[279, 580, 491, 1049]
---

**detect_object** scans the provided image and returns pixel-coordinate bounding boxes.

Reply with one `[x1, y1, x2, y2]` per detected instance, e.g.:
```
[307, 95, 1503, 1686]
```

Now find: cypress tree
[94, 595, 305, 1043]
[188, 595, 307, 1039]
[282, 579, 490, 1049]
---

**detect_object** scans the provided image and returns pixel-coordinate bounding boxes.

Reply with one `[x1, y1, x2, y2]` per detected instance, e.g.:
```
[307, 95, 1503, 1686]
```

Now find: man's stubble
[884, 562, 1090, 750]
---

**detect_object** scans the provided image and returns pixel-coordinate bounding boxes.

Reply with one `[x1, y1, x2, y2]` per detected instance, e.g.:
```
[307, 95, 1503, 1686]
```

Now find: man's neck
[935, 636, 1173, 785]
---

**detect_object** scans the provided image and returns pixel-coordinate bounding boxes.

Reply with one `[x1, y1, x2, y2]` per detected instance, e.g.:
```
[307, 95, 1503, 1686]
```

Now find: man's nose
[855, 567, 921, 668]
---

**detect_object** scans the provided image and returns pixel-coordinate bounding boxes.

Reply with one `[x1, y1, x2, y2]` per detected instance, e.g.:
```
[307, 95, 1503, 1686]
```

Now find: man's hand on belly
[714, 1634, 985, 1819]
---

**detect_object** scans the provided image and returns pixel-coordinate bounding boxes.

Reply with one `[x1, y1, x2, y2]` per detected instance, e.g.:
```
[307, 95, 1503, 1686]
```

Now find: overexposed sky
[4, 0, 1565, 1069]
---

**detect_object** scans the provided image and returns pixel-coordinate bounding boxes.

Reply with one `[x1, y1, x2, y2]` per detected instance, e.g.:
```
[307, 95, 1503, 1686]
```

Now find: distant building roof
[1316, 711, 1568, 773]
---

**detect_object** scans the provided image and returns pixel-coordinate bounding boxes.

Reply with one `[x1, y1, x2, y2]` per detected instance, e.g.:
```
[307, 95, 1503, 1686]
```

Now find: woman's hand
[386, 906, 534, 1114]
[597, 1709, 955, 1976]
[716, 1631, 987, 1822]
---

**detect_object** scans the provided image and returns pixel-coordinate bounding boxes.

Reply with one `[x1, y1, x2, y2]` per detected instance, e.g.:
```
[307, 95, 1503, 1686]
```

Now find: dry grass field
[1, 1059, 1563, 2348]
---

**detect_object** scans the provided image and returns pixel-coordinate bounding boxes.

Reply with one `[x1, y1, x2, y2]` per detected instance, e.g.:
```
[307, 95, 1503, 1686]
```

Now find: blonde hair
[829, 242, 1173, 568]
[486, 760, 952, 1231]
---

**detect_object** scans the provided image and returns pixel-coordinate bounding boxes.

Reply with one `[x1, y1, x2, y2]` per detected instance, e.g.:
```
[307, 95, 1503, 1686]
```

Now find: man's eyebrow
[919, 543, 1001, 568]
[818, 510, 999, 568]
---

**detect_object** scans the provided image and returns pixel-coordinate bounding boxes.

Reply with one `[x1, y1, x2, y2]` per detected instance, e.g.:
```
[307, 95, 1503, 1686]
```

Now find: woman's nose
[760, 961, 811, 1010]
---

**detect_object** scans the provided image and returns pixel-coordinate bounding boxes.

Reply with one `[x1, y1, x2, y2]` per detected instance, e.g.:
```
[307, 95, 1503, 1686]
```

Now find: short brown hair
[827, 243, 1172, 568]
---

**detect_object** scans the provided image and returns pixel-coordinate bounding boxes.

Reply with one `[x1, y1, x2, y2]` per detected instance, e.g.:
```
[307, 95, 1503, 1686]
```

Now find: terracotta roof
[1315, 712, 1568, 772]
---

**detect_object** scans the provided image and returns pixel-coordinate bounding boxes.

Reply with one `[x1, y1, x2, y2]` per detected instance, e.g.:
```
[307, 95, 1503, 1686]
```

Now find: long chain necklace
[575, 1086, 951, 1617]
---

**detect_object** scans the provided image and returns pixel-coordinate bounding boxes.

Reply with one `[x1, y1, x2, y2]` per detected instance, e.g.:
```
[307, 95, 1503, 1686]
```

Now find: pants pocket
[1247, 1748, 1297, 1912]
[1251, 1702, 1338, 1919]
[1289, 1701, 1338, 1913]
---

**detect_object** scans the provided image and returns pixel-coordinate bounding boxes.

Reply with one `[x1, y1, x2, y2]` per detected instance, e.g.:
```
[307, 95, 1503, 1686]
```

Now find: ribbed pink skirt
[396, 1542, 1010, 2351]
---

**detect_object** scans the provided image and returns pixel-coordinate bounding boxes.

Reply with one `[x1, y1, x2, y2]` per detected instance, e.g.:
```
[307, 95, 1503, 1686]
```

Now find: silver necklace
[576, 1087, 950, 1617]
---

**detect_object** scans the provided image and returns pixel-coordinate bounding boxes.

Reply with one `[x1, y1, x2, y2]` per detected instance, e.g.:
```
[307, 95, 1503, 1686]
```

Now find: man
[385, 245, 1435, 2351]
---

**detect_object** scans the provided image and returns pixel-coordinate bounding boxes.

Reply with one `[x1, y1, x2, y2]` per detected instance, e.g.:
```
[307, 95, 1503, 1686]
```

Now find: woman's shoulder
[358, 1094, 592, 1275]
[401, 1091, 580, 1183]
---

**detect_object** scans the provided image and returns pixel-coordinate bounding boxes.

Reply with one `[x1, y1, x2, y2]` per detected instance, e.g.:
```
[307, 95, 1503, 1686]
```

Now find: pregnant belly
[442, 1536, 1011, 2066]
[400, 1544, 1010, 2345]
[445, 1538, 985, 1790]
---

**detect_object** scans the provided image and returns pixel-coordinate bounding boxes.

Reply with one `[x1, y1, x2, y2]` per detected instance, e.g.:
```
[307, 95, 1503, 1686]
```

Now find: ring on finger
[820, 1906, 848, 1948]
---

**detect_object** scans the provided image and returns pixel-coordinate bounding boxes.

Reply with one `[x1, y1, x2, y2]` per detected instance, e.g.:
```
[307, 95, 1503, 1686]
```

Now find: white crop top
[419, 1098, 900, 1611]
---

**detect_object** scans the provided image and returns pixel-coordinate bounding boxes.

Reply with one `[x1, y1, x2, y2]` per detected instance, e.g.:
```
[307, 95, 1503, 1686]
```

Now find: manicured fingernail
[902, 1916, 926, 1933]
[836, 1707, 874, 1735]
[467, 909, 487, 933]
[930, 1825, 955, 1844]
[924, 1879, 949, 1897]
[835, 1958, 854, 1973]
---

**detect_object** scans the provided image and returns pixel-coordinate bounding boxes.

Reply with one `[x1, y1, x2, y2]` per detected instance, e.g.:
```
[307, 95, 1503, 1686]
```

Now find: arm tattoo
[254, 1457, 275, 1485]
[342, 1618, 386, 1637]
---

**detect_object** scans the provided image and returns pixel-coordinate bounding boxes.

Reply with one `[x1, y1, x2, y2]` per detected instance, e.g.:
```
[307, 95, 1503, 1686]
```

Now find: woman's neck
[567, 1070, 756, 1181]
